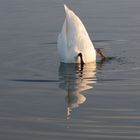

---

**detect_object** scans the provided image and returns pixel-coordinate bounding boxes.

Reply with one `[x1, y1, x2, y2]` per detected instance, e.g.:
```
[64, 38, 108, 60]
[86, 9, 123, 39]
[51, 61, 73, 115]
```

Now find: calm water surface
[0, 0, 140, 139]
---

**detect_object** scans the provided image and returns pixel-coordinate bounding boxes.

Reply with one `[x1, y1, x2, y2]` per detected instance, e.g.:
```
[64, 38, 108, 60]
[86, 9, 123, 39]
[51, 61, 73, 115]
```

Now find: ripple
[10, 79, 59, 83]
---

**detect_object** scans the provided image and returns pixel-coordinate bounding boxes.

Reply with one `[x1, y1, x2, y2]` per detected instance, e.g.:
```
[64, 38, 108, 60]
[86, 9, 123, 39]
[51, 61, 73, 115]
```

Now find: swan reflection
[59, 63, 96, 119]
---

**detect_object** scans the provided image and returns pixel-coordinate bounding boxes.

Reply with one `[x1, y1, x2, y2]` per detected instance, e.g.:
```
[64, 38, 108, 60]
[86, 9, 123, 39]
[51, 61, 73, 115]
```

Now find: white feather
[57, 4, 96, 63]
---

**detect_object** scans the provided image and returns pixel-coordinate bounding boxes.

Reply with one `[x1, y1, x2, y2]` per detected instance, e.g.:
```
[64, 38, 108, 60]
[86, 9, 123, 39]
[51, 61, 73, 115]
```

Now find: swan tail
[64, 5, 70, 36]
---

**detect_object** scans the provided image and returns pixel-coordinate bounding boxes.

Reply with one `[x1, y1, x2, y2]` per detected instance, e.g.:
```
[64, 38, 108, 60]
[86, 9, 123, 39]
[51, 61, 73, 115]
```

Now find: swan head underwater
[57, 4, 106, 64]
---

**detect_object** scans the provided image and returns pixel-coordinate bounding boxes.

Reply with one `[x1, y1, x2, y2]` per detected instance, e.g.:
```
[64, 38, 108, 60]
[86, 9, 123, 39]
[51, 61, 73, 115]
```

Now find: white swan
[57, 4, 97, 64]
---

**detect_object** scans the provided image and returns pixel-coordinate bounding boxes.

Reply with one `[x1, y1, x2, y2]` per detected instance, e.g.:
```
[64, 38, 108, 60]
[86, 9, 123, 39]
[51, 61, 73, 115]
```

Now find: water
[0, 0, 140, 139]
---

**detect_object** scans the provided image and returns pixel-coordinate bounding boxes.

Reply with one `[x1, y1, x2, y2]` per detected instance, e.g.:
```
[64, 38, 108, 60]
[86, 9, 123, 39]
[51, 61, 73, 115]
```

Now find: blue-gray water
[0, 0, 140, 139]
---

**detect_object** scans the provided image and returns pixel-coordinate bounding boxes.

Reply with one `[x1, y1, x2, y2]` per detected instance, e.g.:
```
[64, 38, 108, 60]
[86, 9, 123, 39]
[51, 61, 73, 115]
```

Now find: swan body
[57, 4, 96, 63]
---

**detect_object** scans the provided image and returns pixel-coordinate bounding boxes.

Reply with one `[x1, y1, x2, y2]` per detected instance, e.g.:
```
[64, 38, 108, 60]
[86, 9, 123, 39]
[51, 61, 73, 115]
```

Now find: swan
[57, 4, 106, 64]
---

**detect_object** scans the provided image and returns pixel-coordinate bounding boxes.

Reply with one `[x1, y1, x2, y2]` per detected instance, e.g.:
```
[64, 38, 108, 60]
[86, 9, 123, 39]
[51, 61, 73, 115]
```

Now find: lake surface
[0, 0, 140, 139]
